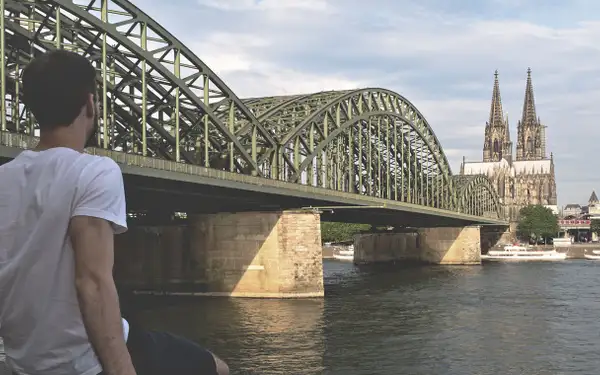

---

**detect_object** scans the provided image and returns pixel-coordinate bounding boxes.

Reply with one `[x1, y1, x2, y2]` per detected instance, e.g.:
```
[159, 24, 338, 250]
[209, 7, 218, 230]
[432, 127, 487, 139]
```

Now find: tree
[516, 205, 559, 242]
[321, 222, 371, 243]
[591, 219, 600, 236]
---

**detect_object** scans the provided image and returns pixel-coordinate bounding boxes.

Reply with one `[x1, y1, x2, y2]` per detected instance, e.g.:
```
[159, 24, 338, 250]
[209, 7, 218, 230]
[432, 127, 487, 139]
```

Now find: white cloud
[196, 0, 330, 12]
[188, 32, 361, 96]
[189, 33, 270, 74]
[213, 67, 362, 98]
[135, 0, 600, 204]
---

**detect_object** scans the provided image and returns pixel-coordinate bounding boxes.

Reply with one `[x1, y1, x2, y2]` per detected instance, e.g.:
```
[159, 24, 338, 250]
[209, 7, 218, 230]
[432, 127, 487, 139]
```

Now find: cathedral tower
[462, 67, 558, 235]
[483, 70, 512, 162]
[516, 68, 546, 160]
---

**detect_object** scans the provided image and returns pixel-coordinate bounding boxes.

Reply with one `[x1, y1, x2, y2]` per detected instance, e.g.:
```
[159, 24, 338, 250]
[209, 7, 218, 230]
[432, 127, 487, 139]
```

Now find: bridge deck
[1, 133, 507, 227]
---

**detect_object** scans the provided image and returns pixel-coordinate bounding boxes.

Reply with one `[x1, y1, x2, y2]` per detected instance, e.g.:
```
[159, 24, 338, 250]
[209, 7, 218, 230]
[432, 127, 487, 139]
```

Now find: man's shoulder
[80, 153, 120, 173]
[75, 155, 124, 194]
[74, 154, 121, 181]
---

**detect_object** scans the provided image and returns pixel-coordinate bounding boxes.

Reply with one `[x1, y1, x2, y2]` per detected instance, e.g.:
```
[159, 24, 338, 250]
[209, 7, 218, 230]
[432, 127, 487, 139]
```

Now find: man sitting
[0, 50, 228, 375]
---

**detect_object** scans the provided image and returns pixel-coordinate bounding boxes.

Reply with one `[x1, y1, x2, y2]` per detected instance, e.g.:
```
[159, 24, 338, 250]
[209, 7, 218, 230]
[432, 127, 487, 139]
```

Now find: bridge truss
[0, 0, 505, 221]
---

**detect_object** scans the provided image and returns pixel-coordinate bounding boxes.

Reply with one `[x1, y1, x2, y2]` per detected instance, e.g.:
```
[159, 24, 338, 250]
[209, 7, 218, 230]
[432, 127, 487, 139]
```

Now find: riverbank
[560, 245, 600, 259]
[487, 244, 600, 259]
[324, 244, 600, 260]
[323, 244, 353, 259]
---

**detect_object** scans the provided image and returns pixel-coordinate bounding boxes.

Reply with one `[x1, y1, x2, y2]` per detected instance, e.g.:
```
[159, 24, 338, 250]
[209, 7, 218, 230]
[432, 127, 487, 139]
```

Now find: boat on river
[481, 244, 567, 262]
[333, 245, 354, 261]
[584, 250, 600, 260]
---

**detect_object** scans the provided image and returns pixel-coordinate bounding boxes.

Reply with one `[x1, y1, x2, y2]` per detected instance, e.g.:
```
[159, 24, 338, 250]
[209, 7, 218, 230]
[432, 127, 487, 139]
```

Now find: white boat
[481, 244, 567, 262]
[584, 250, 600, 260]
[333, 245, 354, 261]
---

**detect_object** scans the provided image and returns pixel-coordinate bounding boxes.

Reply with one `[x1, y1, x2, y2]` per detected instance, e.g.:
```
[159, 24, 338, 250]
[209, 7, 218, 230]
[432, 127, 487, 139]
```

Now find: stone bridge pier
[114, 211, 324, 298]
[354, 226, 483, 265]
[480, 225, 515, 253]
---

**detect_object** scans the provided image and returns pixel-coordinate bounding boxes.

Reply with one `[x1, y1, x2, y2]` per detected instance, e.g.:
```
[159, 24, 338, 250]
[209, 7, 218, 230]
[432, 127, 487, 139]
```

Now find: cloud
[134, 0, 599, 205]
[186, 32, 362, 96]
[196, 0, 330, 12]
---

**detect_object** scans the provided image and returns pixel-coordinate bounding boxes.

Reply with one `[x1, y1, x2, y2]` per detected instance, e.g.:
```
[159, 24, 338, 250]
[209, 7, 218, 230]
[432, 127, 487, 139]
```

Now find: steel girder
[1, 0, 505, 220]
[452, 175, 503, 219]
[242, 89, 459, 211]
[2, 0, 276, 176]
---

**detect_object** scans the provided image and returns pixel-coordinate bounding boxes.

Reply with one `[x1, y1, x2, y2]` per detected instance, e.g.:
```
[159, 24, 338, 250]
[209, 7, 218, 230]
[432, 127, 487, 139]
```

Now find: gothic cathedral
[460, 69, 558, 226]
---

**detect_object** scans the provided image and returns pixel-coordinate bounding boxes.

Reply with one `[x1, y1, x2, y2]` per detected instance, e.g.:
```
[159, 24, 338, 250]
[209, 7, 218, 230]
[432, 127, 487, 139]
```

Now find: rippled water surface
[132, 260, 600, 374]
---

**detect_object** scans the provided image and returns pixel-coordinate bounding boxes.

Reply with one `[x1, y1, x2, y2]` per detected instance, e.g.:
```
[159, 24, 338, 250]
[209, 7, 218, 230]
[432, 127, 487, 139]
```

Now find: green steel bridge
[0, 0, 507, 227]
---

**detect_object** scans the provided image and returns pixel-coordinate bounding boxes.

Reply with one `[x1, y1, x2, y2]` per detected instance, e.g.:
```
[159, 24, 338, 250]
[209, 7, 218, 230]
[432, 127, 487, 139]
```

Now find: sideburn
[84, 116, 99, 148]
[84, 94, 99, 148]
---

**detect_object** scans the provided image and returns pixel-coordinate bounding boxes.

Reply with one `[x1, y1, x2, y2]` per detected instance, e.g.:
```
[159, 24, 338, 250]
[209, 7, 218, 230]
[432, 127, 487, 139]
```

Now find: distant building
[584, 191, 600, 218]
[563, 204, 582, 218]
[460, 69, 558, 231]
[560, 191, 600, 218]
[556, 192, 600, 242]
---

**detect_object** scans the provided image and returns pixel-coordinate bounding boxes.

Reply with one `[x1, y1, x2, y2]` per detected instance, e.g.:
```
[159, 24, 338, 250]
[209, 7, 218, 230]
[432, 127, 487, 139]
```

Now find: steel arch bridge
[0, 0, 505, 222]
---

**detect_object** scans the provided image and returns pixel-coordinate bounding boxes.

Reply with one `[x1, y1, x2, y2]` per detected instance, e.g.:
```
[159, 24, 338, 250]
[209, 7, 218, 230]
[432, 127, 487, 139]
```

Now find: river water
[131, 260, 600, 375]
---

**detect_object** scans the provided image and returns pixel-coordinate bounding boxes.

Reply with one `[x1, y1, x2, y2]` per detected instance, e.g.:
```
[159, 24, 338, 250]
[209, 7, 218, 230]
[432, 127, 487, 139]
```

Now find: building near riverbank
[460, 69, 558, 231]
[561, 191, 600, 219]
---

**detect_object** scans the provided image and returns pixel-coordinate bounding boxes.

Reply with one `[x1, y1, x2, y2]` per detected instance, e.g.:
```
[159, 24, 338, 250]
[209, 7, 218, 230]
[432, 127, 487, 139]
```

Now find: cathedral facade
[460, 68, 558, 226]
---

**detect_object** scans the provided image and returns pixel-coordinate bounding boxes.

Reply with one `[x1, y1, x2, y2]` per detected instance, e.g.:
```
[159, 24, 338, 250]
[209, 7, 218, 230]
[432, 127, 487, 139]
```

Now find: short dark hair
[22, 49, 97, 130]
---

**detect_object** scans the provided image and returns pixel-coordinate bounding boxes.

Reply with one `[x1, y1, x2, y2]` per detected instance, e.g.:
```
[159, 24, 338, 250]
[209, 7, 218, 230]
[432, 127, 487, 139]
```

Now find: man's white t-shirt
[0, 147, 128, 375]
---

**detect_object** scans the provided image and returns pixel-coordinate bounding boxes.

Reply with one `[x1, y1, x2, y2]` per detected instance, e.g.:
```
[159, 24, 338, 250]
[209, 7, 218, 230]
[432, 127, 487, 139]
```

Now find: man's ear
[85, 93, 95, 119]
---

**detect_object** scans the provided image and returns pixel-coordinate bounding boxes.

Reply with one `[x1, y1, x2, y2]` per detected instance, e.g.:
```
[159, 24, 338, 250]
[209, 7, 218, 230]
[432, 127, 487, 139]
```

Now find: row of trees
[321, 222, 370, 243]
[321, 222, 392, 243]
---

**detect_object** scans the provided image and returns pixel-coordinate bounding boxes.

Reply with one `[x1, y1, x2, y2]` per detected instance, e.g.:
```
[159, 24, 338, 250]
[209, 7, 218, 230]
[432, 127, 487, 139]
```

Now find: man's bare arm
[69, 216, 136, 375]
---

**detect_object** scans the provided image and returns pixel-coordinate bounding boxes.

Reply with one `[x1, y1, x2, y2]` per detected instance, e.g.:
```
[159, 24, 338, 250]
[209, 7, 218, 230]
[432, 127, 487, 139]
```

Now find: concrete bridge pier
[115, 211, 325, 298]
[354, 226, 482, 265]
[480, 225, 514, 253]
[187, 211, 324, 298]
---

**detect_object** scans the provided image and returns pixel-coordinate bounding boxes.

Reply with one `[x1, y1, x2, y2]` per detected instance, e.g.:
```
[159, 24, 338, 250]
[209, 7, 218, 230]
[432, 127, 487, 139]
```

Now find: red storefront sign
[558, 219, 591, 226]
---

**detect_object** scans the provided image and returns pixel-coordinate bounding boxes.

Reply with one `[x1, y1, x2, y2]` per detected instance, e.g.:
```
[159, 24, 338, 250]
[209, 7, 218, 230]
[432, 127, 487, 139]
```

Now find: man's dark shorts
[99, 326, 218, 375]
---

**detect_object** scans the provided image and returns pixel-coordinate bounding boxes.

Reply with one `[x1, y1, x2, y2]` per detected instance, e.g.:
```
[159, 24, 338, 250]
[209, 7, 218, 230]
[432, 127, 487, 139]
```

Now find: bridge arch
[243, 89, 457, 210]
[4, 0, 276, 175]
[3, 0, 506, 221]
[452, 175, 504, 219]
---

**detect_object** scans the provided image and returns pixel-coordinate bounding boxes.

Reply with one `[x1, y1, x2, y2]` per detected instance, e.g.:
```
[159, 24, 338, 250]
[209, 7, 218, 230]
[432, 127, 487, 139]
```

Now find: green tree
[321, 222, 371, 243]
[516, 205, 559, 242]
[591, 219, 600, 236]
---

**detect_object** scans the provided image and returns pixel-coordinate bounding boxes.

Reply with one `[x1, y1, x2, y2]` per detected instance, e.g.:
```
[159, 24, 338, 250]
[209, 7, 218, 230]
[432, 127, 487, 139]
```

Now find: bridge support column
[188, 211, 324, 298]
[114, 226, 186, 290]
[114, 211, 324, 298]
[480, 225, 513, 253]
[354, 226, 482, 265]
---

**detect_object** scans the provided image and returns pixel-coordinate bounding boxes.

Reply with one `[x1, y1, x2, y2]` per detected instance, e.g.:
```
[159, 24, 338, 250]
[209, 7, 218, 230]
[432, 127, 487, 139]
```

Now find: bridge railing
[1, 131, 507, 223]
[0, 131, 288, 188]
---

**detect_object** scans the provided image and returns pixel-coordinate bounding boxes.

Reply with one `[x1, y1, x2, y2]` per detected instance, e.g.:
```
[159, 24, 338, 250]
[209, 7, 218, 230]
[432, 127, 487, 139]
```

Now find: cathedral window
[526, 136, 533, 154]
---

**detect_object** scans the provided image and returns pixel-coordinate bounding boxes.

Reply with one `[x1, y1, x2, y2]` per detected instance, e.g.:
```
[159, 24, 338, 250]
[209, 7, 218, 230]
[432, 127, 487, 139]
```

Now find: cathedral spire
[504, 113, 511, 142]
[516, 68, 545, 161]
[483, 70, 512, 162]
[488, 70, 504, 127]
[520, 67, 537, 128]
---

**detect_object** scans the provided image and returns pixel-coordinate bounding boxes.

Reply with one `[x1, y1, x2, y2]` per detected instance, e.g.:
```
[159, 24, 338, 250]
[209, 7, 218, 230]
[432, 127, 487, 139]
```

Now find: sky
[134, 0, 600, 206]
